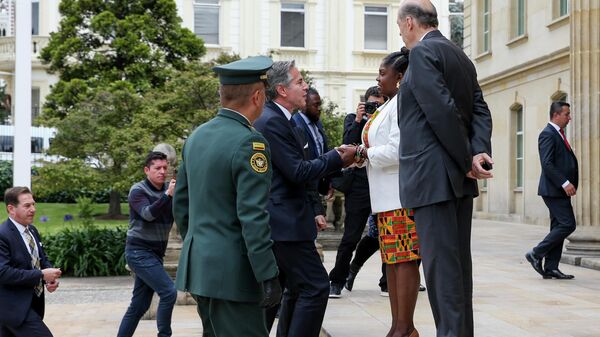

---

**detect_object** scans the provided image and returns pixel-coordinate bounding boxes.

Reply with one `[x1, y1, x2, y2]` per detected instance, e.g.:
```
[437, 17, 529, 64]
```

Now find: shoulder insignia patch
[252, 142, 266, 151]
[250, 153, 268, 173]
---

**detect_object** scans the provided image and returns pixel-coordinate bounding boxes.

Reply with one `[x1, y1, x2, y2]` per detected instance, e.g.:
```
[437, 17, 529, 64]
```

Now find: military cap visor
[213, 56, 273, 85]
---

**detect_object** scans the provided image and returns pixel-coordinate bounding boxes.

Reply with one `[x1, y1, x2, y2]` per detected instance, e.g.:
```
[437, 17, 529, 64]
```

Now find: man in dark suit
[0, 187, 62, 337]
[254, 60, 356, 337]
[291, 87, 331, 227]
[396, 1, 493, 336]
[526, 101, 578, 280]
[173, 56, 282, 337]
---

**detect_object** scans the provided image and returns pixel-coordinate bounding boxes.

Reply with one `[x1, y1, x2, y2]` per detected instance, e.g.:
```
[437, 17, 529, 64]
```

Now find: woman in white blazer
[358, 48, 420, 337]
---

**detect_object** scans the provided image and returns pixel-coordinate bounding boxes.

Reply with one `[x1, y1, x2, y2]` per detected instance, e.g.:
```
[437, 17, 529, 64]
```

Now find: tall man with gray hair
[254, 60, 356, 337]
[396, 1, 493, 336]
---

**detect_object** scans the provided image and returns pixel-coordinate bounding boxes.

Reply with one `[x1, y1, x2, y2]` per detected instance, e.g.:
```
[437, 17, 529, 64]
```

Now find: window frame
[280, 2, 306, 48]
[513, 105, 524, 189]
[478, 0, 491, 55]
[193, 0, 220, 46]
[363, 5, 388, 51]
[32, 0, 39, 36]
[515, 0, 526, 37]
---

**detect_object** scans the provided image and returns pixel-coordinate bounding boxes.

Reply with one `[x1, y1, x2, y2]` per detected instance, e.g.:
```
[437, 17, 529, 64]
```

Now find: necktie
[559, 129, 571, 151]
[311, 123, 323, 156]
[24, 228, 43, 296]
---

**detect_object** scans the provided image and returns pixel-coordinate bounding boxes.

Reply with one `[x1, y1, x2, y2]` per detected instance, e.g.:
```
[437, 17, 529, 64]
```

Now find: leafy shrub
[43, 227, 128, 277]
[76, 197, 95, 227]
[32, 159, 125, 203]
[0, 161, 39, 194]
[0, 161, 12, 194]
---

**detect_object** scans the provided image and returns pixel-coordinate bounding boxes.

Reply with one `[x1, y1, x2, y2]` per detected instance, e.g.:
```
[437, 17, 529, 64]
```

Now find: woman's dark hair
[381, 47, 410, 75]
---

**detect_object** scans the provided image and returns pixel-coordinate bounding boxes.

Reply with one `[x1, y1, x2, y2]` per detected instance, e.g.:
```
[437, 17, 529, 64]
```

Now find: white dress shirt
[10, 217, 39, 257]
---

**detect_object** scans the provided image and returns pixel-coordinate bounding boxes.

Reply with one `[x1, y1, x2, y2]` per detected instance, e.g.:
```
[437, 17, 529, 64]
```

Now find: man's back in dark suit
[397, 2, 493, 336]
[0, 187, 60, 337]
[528, 102, 578, 278]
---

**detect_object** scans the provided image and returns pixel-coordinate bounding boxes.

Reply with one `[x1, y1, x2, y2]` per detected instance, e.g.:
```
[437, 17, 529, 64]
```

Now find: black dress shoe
[525, 251, 545, 276]
[345, 264, 361, 291]
[329, 283, 342, 298]
[543, 269, 574, 279]
[419, 283, 426, 292]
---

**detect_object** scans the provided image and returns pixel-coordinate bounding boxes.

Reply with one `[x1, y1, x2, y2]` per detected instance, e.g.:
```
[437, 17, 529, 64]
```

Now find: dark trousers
[193, 295, 268, 337]
[352, 235, 387, 289]
[328, 202, 371, 285]
[266, 241, 329, 337]
[414, 197, 474, 337]
[534, 197, 576, 271]
[0, 295, 52, 337]
[117, 248, 177, 337]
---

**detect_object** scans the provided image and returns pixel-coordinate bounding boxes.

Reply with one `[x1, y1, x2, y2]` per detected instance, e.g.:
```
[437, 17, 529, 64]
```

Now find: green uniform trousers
[193, 295, 268, 337]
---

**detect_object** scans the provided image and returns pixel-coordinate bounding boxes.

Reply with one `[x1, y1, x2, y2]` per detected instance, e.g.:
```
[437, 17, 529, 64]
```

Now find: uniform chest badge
[250, 153, 268, 173]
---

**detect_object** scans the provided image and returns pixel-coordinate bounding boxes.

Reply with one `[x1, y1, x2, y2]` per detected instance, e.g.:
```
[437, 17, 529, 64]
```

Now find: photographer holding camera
[328, 86, 386, 298]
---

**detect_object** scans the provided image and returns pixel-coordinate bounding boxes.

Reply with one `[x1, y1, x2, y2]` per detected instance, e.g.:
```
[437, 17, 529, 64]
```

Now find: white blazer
[361, 95, 402, 213]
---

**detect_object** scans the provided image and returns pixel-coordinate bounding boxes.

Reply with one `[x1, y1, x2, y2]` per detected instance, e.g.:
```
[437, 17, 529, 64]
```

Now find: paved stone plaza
[44, 219, 600, 337]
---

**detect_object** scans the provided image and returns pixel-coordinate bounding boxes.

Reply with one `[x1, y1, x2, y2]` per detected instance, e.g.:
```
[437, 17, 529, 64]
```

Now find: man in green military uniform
[174, 56, 282, 337]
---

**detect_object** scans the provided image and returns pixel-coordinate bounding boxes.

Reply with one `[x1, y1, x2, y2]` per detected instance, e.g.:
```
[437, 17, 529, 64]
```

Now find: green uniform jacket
[174, 108, 278, 302]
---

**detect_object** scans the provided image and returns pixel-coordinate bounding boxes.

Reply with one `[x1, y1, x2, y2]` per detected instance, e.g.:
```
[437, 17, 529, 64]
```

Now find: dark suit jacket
[254, 101, 343, 241]
[537, 124, 579, 197]
[398, 30, 492, 208]
[292, 113, 331, 197]
[0, 219, 51, 327]
[342, 113, 370, 204]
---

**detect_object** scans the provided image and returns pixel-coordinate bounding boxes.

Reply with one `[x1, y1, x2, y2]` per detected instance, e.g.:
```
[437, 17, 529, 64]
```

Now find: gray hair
[266, 60, 295, 100]
[399, 2, 439, 28]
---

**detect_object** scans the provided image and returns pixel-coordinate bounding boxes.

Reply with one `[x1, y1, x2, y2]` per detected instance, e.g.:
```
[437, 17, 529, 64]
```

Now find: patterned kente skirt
[377, 208, 420, 264]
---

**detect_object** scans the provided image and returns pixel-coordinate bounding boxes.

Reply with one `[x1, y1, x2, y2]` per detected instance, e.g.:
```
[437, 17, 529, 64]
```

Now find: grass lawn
[0, 202, 130, 234]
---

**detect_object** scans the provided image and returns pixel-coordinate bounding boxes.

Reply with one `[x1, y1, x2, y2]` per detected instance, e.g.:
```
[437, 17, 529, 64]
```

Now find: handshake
[335, 144, 367, 167]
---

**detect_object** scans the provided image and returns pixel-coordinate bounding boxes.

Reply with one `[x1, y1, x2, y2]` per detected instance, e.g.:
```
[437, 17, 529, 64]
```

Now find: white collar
[10, 217, 30, 234]
[548, 121, 562, 132]
[273, 102, 293, 121]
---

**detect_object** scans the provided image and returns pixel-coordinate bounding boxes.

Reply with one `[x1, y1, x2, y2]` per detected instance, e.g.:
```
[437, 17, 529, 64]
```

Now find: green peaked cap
[213, 56, 273, 85]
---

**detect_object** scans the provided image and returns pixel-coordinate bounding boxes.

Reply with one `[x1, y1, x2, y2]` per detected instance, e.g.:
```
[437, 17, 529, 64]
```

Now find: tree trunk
[108, 190, 122, 217]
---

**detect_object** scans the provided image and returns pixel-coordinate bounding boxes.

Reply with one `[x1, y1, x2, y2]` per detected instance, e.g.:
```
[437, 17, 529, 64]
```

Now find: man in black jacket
[397, 1, 493, 336]
[329, 86, 387, 297]
[526, 101, 578, 280]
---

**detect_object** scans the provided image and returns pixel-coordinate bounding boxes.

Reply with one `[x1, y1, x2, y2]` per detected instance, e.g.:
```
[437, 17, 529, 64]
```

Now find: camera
[364, 101, 380, 115]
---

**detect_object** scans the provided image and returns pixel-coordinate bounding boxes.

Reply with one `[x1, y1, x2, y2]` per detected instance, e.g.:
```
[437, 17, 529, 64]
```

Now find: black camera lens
[364, 101, 379, 115]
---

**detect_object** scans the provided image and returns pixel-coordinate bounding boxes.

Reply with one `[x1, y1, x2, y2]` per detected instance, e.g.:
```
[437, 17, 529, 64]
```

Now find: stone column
[564, 0, 600, 267]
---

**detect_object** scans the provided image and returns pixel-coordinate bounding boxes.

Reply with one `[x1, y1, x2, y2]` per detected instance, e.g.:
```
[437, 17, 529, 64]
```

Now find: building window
[31, 0, 39, 35]
[194, 0, 219, 45]
[31, 87, 40, 121]
[0, 135, 13, 152]
[553, 0, 569, 18]
[364, 6, 387, 50]
[478, 0, 490, 53]
[31, 137, 43, 153]
[511, 0, 526, 38]
[513, 105, 524, 188]
[281, 2, 305, 48]
[449, 0, 464, 48]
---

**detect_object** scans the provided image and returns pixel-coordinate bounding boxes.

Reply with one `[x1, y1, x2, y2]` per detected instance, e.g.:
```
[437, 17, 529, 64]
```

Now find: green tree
[39, 0, 206, 216]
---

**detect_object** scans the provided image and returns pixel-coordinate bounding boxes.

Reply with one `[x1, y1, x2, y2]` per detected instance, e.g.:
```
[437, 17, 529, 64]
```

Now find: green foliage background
[43, 227, 128, 277]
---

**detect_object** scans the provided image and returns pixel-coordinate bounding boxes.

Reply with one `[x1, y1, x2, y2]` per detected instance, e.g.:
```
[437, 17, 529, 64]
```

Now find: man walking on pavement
[526, 101, 578, 280]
